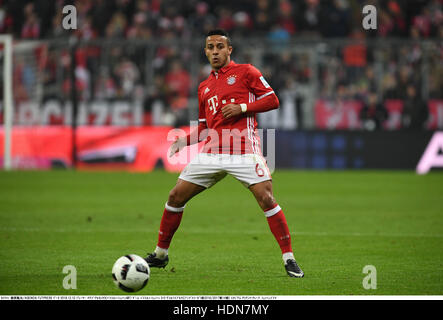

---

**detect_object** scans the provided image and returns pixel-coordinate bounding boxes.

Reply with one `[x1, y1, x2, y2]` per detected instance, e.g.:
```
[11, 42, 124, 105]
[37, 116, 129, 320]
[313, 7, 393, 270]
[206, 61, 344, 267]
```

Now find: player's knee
[257, 193, 276, 211]
[168, 188, 186, 208]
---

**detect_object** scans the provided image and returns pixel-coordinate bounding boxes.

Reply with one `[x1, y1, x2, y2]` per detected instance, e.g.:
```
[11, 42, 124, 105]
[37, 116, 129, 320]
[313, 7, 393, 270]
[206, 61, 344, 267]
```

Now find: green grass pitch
[0, 170, 442, 295]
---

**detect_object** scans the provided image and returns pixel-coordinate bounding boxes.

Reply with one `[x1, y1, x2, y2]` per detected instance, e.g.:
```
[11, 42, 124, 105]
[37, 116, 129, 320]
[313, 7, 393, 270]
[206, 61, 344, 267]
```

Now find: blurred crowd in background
[1, 0, 442, 130]
[2, 0, 442, 40]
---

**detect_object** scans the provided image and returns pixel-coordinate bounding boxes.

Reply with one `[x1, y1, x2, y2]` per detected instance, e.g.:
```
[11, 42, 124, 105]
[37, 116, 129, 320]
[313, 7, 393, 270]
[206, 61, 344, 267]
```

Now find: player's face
[205, 35, 232, 71]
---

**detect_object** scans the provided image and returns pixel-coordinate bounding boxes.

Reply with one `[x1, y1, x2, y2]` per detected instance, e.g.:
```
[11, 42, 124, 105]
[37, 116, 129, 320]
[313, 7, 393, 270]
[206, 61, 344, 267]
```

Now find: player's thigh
[248, 180, 276, 211]
[179, 153, 227, 189]
[222, 154, 275, 210]
[225, 154, 272, 188]
[168, 178, 206, 208]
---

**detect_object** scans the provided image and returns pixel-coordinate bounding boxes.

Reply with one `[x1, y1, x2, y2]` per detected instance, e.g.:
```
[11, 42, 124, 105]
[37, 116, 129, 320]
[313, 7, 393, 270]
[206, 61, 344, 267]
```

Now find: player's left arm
[169, 85, 208, 157]
[221, 65, 279, 119]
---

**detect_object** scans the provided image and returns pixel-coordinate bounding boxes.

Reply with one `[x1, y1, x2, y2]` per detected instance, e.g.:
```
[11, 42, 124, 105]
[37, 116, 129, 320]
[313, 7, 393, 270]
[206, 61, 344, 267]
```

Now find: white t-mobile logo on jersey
[208, 95, 218, 115]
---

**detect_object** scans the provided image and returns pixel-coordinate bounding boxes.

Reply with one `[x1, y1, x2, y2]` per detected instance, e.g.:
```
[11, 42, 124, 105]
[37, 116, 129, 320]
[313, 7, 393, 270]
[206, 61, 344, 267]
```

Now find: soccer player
[145, 29, 304, 278]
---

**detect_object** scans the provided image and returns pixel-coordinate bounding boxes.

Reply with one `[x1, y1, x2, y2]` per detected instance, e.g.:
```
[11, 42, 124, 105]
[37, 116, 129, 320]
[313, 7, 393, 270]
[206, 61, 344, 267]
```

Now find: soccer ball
[112, 254, 150, 292]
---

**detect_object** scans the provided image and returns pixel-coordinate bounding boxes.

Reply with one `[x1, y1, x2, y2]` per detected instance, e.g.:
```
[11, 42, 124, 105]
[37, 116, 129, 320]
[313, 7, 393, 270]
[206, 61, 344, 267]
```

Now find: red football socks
[157, 203, 293, 255]
[157, 204, 184, 249]
[264, 204, 293, 254]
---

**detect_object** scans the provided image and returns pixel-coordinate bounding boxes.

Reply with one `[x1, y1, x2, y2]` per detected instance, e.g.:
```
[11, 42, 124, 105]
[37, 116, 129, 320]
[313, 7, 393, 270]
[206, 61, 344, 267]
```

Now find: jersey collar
[211, 60, 235, 76]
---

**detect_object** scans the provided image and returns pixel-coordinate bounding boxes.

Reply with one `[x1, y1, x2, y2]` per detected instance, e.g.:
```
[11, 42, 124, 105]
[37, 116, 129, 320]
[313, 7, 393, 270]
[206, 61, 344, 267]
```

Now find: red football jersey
[197, 60, 276, 154]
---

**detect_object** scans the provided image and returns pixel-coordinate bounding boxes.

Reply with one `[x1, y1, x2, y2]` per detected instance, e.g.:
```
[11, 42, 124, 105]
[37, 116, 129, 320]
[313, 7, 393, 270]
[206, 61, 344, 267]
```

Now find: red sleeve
[245, 65, 275, 100]
[244, 93, 279, 113]
[186, 85, 208, 145]
[244, 65, 279, 113]
[197, 85, 206, 123]
[186, 121, 207, 145]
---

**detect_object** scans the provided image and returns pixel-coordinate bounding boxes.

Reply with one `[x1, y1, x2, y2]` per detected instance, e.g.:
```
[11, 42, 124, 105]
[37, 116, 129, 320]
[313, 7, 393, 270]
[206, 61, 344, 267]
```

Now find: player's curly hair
[206, 29, 232, 46]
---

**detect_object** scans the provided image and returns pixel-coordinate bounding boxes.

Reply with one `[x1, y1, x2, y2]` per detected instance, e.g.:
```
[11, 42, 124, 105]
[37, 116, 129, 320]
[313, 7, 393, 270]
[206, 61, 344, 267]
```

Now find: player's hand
[221, 104, 242, 119]
[169, 137, 187, 157]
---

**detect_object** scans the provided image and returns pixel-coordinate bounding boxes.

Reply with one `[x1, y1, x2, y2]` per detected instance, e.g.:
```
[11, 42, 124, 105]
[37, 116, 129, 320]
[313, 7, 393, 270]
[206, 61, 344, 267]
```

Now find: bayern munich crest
[227, 75, 237, 85]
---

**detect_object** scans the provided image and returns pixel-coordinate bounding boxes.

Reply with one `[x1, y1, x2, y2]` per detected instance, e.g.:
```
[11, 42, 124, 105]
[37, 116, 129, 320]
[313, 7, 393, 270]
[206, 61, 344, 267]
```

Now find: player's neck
[213, 59, 231, 73]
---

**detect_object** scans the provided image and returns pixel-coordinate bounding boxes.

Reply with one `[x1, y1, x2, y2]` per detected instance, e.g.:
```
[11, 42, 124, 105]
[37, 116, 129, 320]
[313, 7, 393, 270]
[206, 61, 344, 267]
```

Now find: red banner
[315, 99, 443, 130]
[0, 126, 72, 169]
[315, 99, 363, 129]
[427, 100, 443, 130]
[383, 99, 403, 130]
[0, 126, 203, 172]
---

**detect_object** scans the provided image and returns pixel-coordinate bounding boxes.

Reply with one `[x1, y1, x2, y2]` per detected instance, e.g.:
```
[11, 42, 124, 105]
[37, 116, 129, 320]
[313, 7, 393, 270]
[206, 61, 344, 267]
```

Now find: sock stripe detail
[264, 205, 281, 217]
[165, 202, 185, 213]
